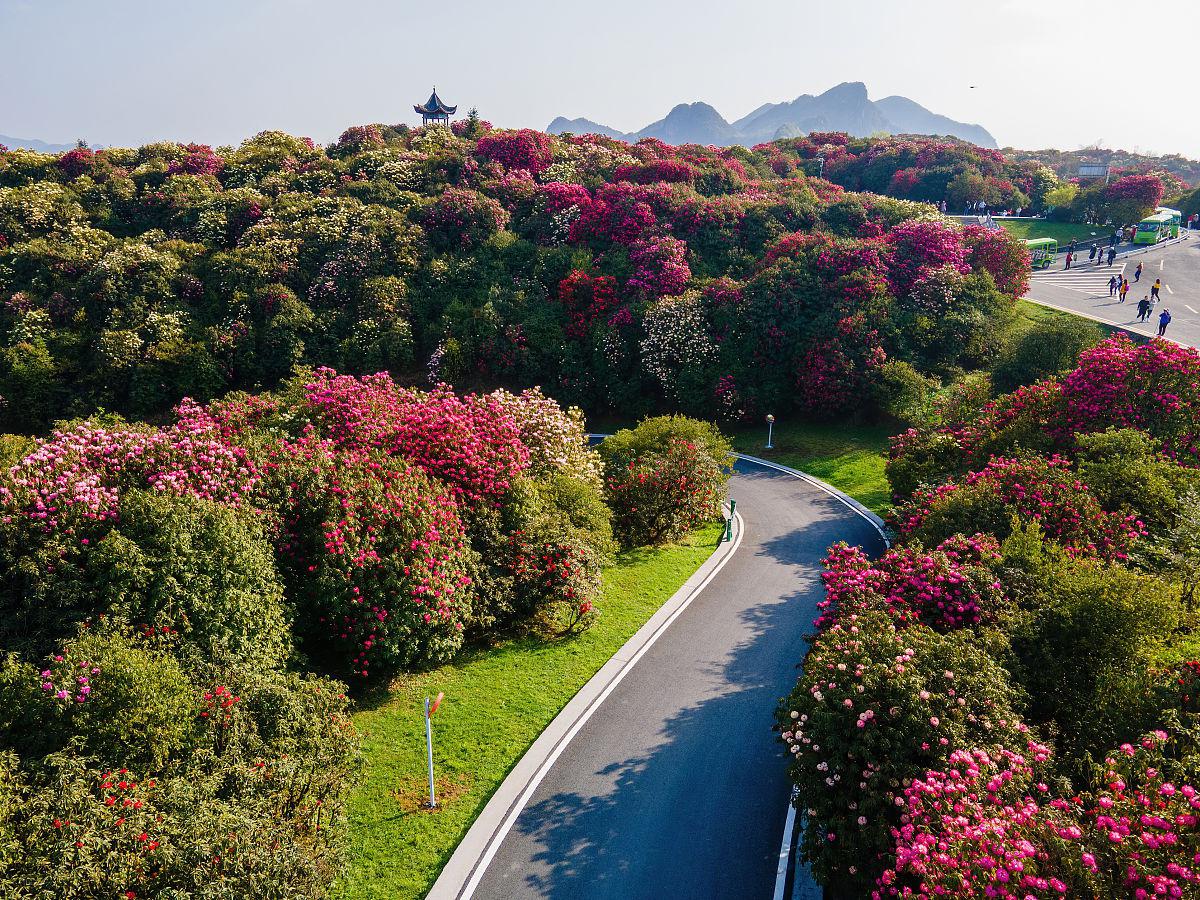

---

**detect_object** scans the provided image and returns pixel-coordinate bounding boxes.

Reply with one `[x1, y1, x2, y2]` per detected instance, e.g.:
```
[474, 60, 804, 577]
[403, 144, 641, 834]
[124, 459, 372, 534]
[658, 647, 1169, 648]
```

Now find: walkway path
[434, 459, 886, 899]
[1026, 231, 1200, 347]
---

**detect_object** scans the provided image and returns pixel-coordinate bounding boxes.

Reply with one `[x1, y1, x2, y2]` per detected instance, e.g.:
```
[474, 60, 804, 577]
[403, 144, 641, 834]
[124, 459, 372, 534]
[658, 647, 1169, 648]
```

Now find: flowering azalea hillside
[0, 125, 1037, 434]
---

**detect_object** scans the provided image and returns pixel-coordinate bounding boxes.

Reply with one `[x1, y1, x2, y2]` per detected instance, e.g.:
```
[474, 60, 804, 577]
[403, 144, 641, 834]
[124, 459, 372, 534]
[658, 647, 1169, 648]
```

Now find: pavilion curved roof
[414, 89, 457, 116]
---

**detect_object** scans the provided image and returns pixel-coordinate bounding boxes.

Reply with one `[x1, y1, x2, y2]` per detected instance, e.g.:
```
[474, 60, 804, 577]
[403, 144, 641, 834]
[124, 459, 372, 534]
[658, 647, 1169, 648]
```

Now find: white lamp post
[766, 414, 775, 450]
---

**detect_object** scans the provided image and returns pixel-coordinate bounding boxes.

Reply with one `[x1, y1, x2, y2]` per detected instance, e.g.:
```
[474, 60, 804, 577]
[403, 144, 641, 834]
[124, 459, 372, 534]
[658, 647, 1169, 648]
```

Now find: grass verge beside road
[731, 422, 893, 516]
[335, 522, 725, 900]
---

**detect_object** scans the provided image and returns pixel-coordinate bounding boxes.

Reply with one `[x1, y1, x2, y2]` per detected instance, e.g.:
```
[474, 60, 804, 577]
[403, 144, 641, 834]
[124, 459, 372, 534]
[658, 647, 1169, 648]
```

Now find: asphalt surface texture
[1025, 230, 1200, 348]
[472, 459, 885, 900]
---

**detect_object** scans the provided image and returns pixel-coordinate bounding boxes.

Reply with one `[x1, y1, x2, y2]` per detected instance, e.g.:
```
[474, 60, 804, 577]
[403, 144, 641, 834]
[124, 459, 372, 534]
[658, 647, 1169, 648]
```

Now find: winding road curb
[429, 505, 745, 900]
[429, 451, 890, 900]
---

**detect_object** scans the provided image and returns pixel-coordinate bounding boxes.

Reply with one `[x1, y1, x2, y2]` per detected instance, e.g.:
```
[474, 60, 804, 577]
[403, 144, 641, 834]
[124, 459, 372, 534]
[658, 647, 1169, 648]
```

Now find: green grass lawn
[334, 522, 724, 900]
[994, 218, 1116, 247]
[730, 421, 893, 515]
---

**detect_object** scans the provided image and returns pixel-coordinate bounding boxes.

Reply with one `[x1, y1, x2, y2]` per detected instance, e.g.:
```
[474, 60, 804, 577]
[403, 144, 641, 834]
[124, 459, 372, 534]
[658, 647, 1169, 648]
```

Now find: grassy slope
[335, 522, 724, 900]
[996, 218, 1117, 246]
[731, 422, 893, 516]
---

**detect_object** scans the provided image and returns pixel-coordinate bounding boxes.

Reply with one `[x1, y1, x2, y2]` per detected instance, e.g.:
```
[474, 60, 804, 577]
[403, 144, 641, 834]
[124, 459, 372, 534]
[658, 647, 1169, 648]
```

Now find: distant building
[414, 88, 457, 127]
[1077, 163, 1111, 184]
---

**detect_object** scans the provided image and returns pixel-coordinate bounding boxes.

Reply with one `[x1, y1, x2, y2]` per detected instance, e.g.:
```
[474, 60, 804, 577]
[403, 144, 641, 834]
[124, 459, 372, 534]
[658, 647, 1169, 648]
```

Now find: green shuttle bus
[1134, 210, 1178, 245]
[1025, 237, 1057, 269]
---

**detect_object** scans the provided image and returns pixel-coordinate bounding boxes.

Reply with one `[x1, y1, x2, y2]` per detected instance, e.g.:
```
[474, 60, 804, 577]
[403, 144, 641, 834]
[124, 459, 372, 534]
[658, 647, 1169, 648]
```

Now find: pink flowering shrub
[1061, 336, 1200, 463]
[886, 219, 970, 298]
[506, 533, 599, 633]
[299, 370, 530, 505]
[891, 455, 1144, 560]
[626, 235, 691, 298]
[556, 270, 620, 339]
[777, 611, 1028, 892]
[474, 129, 555, 175]
[874, 742, 1084, 899]
[416, 187, 509, 251]
[817, 533, 1008, 631]
[613, 159, 698, 185]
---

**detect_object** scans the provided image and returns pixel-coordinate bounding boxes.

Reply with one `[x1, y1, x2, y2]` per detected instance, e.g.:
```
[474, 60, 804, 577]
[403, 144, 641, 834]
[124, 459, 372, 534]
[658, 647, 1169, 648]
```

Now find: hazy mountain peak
[547, 84, 997, 149]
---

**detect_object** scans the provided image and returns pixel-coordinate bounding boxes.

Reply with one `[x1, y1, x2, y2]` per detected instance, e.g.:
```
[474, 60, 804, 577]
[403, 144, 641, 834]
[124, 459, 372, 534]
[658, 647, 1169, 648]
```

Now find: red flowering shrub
[166, 144, 224, 177]
[300, 370, 530, 505]
[962, 223, 1030, 296]
[556, 270, 620, 339]
[506, 533, 600, 633]
[613, 159, 698, 185]
[568, 181, 669, 245]
[1104, 173, 1165, 221]
[474, 129, 555, 175]
[274, 439, 474, 678]
[817, 533, 1007, 631]
[599, 416, 732, 547]
[891, 455, 1144, 560]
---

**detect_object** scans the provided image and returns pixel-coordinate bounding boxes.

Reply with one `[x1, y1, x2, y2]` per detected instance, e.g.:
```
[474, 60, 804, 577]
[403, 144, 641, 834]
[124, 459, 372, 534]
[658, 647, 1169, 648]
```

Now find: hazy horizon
[3, 0, 1197, 157]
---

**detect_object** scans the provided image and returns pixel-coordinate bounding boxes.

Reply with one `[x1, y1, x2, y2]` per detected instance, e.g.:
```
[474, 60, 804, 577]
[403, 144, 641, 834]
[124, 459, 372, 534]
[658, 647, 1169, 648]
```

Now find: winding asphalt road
[469, 459, 886, 899]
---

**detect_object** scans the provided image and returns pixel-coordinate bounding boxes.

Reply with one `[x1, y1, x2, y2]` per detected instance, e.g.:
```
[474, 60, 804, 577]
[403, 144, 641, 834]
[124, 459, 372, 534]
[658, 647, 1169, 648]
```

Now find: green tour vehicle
[1134, 208, 1182, 245]
[1025, 237, 1058, 269]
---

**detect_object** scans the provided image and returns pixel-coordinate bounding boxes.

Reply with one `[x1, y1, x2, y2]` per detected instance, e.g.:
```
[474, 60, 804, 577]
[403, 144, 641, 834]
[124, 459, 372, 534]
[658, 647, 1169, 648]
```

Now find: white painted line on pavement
[773, 790, 799, 900]
[452, 509, 746, 900]
[1186, 305, 1198, 314]
[1166, 284, 1173, 294]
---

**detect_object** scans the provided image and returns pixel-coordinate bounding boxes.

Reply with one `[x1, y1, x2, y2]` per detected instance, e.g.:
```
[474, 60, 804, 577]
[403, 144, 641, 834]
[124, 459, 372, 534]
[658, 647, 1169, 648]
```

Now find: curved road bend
[472, 459, 887, 900]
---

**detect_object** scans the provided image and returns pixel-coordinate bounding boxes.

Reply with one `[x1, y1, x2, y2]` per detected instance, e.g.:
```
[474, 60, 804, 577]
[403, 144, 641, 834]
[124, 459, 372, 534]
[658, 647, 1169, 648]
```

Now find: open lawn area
[334, 522, 724, 900]
[994, 218, 1117, 247]
[730, 421, 893, 515]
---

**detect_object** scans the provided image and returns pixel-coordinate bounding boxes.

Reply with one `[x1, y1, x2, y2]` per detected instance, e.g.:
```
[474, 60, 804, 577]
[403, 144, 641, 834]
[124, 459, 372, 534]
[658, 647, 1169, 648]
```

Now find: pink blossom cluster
[625, 235, 691, 298]
[474, 129, 555, 175]
[893, 455, 1145, 559]
[1061, 336, 1200, 461]
[817, 533, 1006, 631]
[886, 219, 971, 299]
[300, 369, 530, 504]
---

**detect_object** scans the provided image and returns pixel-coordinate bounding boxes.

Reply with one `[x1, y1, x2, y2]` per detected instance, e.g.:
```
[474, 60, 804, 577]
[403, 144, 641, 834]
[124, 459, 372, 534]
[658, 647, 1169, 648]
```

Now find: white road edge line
[1022, 296, 1187, 348]
[454, 510, 746, 900]
[1166, 285, 1174, 294]
[773, 788, 799, 900]
[1187, 305, 1198, 315]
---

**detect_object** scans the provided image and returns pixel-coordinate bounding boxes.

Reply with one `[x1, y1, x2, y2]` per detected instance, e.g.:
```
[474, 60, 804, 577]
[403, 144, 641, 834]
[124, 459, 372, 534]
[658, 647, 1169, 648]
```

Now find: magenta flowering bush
[962, 223, 1030, 297]
[817, 533, 1007, 631]
[886, 219, 971, 298]
[416, 187, 509, 250]
[891, 455, 1145, 560]
[873, 742, 1085, 899]
[777, 610, 1029, 892]
[1061, 335, 1200, 463]
[474, 129, 555, 175]
[626, 234, 691, 298]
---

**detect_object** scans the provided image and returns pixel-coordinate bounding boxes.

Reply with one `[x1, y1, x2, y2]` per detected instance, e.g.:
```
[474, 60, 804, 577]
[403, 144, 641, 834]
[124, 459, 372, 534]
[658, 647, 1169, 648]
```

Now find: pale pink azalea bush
[777, 610, 1028, 892]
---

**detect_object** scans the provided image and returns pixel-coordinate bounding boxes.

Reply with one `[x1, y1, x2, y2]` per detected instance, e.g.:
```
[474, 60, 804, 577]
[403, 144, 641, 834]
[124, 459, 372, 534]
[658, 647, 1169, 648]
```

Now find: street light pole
[424, 692, 444, 808]
[766, 414, 775, 450]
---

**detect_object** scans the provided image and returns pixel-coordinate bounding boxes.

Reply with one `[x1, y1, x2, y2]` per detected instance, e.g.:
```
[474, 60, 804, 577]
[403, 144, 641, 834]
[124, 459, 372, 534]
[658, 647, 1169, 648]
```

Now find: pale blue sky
[2, 0, 1197, 156]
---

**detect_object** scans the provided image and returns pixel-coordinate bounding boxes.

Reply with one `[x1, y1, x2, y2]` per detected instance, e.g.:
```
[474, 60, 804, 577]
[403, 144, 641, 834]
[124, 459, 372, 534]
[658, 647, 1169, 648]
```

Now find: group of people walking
[1065, 240, 1118, 269]
[1109, 270, 1170, 335]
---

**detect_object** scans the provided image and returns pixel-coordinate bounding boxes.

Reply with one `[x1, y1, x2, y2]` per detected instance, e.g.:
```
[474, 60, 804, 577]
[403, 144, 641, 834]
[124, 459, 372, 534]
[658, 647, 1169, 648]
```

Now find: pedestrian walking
[1135, 262, 1143, 282]
[1158, 308, 1172, 337]
[1152, 278, 1161, 301]
[1089, 243, 1098, 263]
[1065, 252, 1074, 270]
[1137, 296, 1151, 321]
[1120, 279, 1130, 302]
[1109, 275, 1118, 296]
[1107, 246, 1117, 265]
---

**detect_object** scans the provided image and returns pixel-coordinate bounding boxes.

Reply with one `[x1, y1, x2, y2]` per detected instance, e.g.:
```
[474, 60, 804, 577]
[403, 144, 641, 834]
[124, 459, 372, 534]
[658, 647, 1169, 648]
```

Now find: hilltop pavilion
[414, 89, 457, 126]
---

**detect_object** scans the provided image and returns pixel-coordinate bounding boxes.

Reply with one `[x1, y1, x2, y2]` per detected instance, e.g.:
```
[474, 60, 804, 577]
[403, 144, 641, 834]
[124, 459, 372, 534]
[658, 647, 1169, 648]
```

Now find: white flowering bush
[639, 291, 717, 408]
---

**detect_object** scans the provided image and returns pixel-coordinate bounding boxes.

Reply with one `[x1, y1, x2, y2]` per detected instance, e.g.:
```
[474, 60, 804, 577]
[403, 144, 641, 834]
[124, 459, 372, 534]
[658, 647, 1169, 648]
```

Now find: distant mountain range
[548, 82, 997, 149]
[0, 134, 79, 153]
